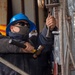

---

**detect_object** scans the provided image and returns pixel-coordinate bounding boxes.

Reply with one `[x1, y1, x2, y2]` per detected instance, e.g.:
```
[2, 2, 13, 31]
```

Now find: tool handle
[33, 45, 44, 58]
[46, 27, 50, 38]
[9, 39, 26, 48]
[9, 39, 36, 53]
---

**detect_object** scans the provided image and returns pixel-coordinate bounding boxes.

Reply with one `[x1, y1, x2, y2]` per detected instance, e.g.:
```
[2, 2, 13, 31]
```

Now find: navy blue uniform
[0, 26, 57, 75]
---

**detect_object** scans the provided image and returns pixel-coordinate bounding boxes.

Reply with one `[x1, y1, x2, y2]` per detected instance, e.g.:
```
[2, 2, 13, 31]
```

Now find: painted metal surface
[0, 0, 7, 35]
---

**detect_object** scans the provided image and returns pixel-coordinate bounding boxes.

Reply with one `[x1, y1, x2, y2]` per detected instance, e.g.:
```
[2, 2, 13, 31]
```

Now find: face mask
[15, 26, 30, 36]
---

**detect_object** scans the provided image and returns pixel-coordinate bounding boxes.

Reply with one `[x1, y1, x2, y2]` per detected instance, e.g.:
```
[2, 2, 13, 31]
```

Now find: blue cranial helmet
[6, 13, 36, 35]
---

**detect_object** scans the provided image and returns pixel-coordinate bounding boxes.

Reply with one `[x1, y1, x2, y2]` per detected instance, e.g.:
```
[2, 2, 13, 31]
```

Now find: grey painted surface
[71, 32, 75, 75]
[68, 0, 75, 74]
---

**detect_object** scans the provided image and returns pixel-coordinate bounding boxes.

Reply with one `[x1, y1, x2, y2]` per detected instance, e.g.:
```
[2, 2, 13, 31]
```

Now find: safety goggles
[13, 21, 30, 28]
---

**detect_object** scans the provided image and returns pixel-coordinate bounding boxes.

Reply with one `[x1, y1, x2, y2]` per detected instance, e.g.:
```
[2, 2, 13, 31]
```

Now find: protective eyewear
[13, 21, 30, 28]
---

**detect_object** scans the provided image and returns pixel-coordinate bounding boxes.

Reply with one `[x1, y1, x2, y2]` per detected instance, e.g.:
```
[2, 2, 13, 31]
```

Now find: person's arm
[0, 38, 22, 53]
[39, 15, 58, 45]
[0, 38, 35, 53]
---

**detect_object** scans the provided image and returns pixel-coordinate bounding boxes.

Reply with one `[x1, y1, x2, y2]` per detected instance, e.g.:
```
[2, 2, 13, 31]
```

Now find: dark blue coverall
[0, 26, 57, 75]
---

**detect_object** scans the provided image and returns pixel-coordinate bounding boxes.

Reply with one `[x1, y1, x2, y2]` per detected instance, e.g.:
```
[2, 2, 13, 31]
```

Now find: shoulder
[0, 35, 10, 39]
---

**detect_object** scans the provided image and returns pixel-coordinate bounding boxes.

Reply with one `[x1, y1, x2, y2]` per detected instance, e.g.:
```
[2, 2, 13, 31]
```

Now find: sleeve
[0, 38, 22, 53]
[39, 25, 54, 45]
[38, 25, 58, 53]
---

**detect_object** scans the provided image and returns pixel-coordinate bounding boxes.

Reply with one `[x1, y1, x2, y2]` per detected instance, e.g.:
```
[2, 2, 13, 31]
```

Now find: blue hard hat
[6, 13, 36, 35]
